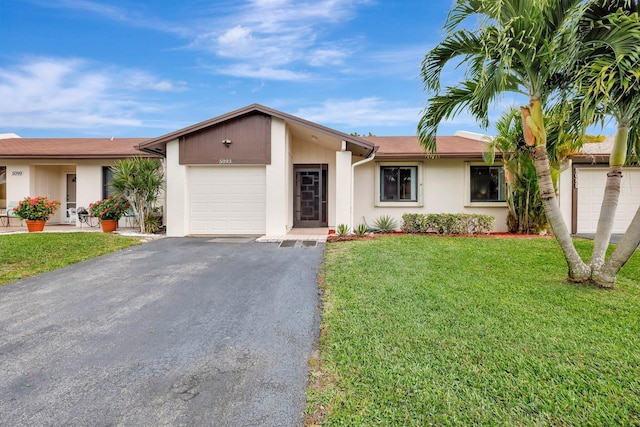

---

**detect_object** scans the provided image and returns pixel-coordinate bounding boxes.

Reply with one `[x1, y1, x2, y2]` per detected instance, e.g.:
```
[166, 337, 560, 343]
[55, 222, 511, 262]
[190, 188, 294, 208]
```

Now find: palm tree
[419, 0, 593, 281]
[568, 2, 640, 284]
[485, 108, 548, 234]
[419, 0, 640, 286]
[110, 157, 164, 234]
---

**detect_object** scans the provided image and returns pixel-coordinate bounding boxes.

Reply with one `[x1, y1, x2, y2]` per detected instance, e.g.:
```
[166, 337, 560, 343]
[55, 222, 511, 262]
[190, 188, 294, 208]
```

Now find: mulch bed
[326, 231, 553, 243]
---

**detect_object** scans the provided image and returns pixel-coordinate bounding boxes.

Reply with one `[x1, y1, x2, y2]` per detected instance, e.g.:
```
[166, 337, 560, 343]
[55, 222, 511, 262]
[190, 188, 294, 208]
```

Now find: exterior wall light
[222, 139, 232, 147]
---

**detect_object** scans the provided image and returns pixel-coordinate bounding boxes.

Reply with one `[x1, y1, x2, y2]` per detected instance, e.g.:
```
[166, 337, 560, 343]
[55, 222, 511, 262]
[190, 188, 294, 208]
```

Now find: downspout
[350, 149, 376, 230]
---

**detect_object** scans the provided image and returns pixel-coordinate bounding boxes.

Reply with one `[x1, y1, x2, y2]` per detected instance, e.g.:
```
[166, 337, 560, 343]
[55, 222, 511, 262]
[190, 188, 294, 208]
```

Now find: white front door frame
[65, 172, 77, 223]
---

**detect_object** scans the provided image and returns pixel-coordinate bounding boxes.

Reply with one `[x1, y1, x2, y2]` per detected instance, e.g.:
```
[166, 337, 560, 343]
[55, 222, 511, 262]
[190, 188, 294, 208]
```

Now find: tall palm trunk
[590, 125, 629, 271]
[593, 206, 640, 287]
[523, 100, 591, 281]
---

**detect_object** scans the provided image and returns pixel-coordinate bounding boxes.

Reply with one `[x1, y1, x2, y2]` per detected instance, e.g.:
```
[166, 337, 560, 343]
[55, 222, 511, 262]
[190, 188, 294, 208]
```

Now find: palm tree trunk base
[588, 267, 616, 288]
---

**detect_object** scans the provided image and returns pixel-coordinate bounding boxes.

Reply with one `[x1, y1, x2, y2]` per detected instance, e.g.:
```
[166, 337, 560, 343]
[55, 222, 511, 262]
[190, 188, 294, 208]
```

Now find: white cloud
[293, 97, 420, 128]
[192, 0, 371, 79]
[55, 0, 128, 21]
[34, 0, 376, 81]
[212, 64, 310, 81]
[216, 26, 255, 56]
[119, 70, 188, 92]
[30, 0, 190, 37]
[0, 57, 186, 130]
[309, 47, 349, 67]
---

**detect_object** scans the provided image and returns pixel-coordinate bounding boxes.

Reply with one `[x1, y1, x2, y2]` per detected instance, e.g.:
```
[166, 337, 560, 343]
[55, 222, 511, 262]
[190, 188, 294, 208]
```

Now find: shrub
[336, 224, 350, 237]
[13, 196, 61, 221]
[89, 195, 131, 220]
[143, 213, 162, 234]
[354, 223, 369, 237]
[401, 213, 494, 235]
[372, 215, 398, 233]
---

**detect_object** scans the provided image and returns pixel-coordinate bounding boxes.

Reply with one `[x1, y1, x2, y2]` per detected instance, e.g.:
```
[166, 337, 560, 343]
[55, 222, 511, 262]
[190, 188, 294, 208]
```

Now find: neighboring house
[0, 136, 157, 225]
[2, 104, 637, 236]
[567, 137, 640, 234]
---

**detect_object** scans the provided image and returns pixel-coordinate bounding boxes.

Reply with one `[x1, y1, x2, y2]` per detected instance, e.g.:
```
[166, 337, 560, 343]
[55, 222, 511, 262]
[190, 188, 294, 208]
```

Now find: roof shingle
[0, 138, 155, 159]
[365, 135, 491, 159]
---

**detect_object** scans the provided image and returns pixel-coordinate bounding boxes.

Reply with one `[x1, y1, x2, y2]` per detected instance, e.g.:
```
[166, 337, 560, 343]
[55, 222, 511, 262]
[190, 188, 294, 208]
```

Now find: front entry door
[294, 164, 328, 228]
[66, 173, 77, 220]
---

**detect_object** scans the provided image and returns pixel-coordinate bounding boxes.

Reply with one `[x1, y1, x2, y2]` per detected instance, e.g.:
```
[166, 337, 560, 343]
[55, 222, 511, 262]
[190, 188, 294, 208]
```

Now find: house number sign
[12, 170, 23, 176]
[218, 159, 233, 164]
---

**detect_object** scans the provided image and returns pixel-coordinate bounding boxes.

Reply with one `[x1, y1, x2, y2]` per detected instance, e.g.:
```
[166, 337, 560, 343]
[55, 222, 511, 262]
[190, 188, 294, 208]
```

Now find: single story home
[1, 104, 638, 236]
[569, 138, 640, 234]
[0, 134, 157, 226]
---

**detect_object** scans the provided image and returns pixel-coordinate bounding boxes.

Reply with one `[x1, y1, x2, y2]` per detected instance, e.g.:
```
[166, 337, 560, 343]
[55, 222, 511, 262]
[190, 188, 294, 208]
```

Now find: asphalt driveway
[0, 237, 324, 426]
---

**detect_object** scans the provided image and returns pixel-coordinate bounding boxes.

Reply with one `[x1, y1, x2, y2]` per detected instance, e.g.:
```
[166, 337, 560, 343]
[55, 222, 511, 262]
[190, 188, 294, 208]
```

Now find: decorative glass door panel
[294, 164, 327, 227]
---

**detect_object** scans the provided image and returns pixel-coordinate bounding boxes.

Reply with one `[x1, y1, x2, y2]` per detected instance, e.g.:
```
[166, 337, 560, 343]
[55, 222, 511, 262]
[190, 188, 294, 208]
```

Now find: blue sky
[0, 0, 611, 139]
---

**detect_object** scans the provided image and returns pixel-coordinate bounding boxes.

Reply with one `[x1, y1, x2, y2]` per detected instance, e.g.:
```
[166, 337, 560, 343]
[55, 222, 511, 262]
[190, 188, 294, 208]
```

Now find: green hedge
[401, 213, 494, 235]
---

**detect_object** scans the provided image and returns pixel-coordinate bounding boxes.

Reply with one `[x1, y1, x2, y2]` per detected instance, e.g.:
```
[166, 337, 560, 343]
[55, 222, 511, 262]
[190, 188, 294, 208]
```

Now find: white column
[335, 149, 352, 229]
[166, 140, 189, 237]
[265, 117, 288, 236]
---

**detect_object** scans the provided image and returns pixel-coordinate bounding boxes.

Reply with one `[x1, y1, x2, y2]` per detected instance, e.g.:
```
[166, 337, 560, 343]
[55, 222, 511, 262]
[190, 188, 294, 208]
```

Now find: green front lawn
[0, 233, 141, 286]
[308, 236, 640, 426]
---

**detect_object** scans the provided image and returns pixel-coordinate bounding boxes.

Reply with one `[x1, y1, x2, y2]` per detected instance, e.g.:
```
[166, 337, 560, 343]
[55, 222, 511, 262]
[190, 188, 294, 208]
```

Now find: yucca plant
[336, 224, 350, 237]
[354, 223, 368, 237]
[372, 215, 397, 233]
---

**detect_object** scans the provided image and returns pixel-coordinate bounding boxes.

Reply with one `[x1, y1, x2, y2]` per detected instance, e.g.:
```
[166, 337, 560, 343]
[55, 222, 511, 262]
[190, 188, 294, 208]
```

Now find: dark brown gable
[179, 113, 271, 165]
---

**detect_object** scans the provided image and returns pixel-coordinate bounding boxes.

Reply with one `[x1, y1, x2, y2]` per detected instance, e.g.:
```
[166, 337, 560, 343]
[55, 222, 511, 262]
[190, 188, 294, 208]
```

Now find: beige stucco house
[0, 134, 156, 226]
[2, 104, 638, 236]
[567, 138, 640, 234]
[136, 104, 515, 237]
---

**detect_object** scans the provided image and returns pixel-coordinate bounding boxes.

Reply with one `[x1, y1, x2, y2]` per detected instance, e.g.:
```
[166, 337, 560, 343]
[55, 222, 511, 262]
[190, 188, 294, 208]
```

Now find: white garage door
[577, 168, 640, 233]
[188, 166, 266, 235]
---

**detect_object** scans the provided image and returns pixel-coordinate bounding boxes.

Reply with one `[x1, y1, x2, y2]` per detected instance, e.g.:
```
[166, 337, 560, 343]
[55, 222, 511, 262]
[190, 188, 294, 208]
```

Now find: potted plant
[89, 195, 131, 232]
[13, 196, 61, 232]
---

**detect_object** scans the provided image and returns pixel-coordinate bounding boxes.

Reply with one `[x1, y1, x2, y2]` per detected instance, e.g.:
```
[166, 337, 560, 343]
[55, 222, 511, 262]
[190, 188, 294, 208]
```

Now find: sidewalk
[0, 223, 164, 240]
[1, 223, 330, 242]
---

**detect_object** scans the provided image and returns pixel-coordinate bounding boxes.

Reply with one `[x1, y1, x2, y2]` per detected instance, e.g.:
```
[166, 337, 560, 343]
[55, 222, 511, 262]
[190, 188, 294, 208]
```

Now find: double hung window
[468, 165, 506, 203]
[380, 166, 418, 202]
[376, 163, 422, 206]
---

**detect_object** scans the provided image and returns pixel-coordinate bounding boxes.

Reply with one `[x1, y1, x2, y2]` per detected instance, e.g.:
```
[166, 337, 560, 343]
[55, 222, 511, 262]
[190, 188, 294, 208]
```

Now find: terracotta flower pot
[25, 219, 46, 232]
[100, 219, 118, 233]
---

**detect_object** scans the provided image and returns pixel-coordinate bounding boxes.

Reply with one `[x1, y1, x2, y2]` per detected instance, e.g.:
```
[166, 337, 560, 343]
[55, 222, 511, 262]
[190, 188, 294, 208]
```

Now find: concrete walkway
[0, 224, 331, 243]
[573, 234, 625, 244]
[257, 227, 329, 243]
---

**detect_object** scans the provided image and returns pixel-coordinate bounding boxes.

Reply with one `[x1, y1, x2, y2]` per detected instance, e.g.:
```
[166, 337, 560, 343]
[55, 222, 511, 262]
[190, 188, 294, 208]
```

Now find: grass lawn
[0, 233, 142, 286]
[308, 236, 640, 426]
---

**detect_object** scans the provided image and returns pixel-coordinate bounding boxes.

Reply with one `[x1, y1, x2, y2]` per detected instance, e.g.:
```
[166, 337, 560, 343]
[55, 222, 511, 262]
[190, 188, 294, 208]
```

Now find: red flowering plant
[89, 195, 131, 220]
[13, 196, 61, 221]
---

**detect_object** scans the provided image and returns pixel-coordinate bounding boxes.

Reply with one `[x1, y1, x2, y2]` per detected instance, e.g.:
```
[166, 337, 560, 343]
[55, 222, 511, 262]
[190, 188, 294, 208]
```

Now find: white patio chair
[66, 207, 77, 224]
[123, 208, 136, 228]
